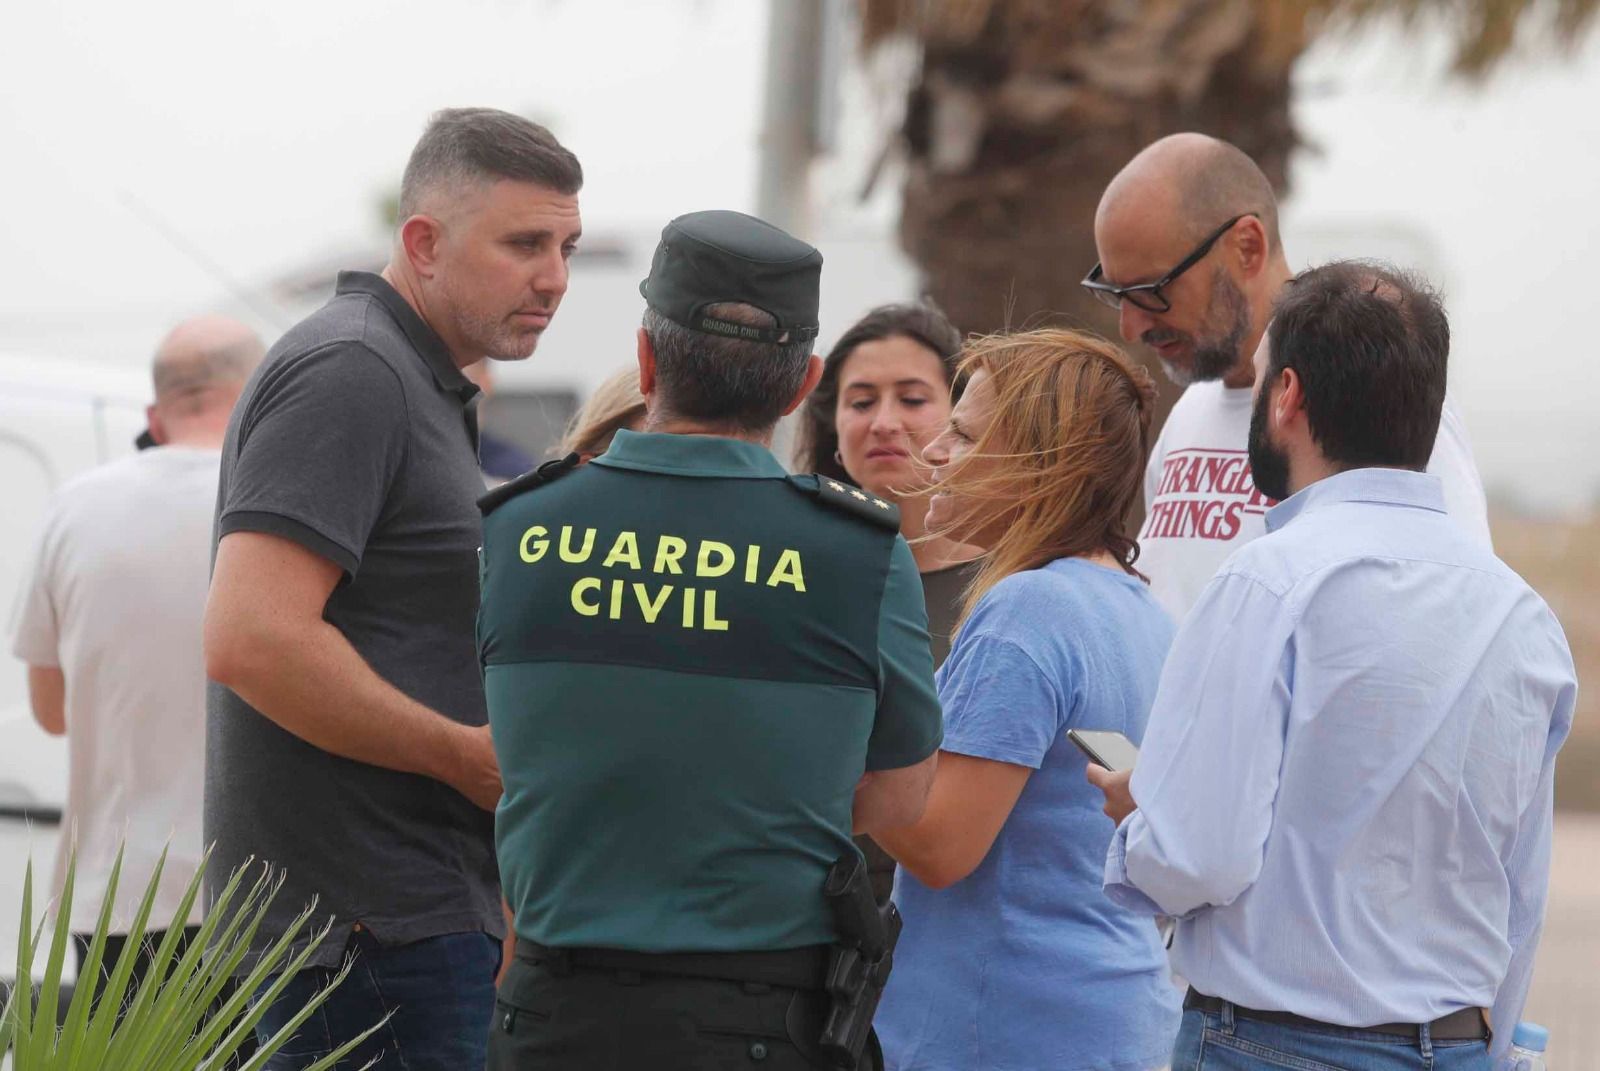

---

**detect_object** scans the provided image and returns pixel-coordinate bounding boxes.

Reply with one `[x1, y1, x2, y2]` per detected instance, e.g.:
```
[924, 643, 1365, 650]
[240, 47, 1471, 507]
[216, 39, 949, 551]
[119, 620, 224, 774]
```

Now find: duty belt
[517, 940, 831, 991]
[1184, 989, 1490, 1041]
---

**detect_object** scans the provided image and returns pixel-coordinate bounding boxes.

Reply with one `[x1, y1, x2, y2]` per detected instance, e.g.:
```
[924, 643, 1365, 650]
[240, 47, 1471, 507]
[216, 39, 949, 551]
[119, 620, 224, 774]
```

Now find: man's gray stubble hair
[398, 107, 583, 220]
[643, 303, 813, 432]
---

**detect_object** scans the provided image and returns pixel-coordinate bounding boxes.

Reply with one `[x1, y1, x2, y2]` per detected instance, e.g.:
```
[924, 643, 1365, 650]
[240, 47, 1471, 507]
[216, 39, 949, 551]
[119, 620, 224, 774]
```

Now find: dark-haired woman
[794, 303, 980, 901]
[795, 302, 982, 663]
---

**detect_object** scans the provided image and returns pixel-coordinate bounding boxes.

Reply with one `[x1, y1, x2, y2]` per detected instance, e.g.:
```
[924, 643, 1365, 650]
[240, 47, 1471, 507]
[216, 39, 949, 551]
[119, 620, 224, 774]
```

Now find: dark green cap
[639, 210, 822, 345]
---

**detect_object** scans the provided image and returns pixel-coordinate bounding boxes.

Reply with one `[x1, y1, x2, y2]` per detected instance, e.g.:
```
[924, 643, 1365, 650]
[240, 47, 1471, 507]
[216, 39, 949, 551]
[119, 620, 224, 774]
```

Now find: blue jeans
[254, 928, 501, 1071]
[1172, 1005, 1491, 1071]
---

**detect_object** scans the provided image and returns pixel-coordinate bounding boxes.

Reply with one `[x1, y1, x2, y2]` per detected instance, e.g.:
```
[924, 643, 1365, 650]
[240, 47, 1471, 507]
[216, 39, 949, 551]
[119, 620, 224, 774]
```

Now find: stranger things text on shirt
[1141, 448, 1277, 542]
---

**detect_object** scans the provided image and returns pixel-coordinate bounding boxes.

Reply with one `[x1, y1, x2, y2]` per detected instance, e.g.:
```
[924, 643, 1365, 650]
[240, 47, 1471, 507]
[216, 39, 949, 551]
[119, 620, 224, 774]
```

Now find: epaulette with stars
[478, 453, 580, 517]
[788, 474, 901, 530]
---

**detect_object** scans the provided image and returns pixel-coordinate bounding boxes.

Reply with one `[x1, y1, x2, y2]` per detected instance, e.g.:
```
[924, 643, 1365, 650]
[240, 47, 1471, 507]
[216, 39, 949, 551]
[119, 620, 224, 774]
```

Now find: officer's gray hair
[643, 304, 813, 432]
[398, 108, 583, 221]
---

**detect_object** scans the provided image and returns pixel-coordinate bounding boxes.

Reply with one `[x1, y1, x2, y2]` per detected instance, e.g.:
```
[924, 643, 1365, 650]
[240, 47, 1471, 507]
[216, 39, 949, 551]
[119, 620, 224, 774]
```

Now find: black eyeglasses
[1081, 214, 1256, 313]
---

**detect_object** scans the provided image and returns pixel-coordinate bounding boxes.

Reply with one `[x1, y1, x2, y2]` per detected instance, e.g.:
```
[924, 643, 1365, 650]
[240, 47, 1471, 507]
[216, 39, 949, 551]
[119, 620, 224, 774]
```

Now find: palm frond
[861, 0, 1600, 76]
[1287, 0, 1600, 74]
[2, 844, 387, 1071]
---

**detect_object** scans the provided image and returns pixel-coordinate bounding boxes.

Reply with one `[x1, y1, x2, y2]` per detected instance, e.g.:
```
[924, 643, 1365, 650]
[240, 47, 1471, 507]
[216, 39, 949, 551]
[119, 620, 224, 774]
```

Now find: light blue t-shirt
[877, 557, 1182, 1071]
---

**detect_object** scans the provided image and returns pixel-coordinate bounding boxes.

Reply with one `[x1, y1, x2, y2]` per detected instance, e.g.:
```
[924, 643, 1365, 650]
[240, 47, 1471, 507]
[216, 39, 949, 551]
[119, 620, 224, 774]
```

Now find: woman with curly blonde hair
[873, 328, 1181, 1071]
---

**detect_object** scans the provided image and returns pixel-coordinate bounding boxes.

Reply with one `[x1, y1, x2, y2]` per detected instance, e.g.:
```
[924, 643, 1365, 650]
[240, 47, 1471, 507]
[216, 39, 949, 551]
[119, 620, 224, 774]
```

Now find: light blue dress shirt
[1104, 468, 1575, 1064]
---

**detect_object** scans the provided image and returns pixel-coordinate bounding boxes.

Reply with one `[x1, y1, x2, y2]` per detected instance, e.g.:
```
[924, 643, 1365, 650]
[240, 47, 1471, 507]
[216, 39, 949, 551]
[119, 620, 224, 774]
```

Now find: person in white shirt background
[1083, 133, 1490, 622]
[9, 315, 263, 982]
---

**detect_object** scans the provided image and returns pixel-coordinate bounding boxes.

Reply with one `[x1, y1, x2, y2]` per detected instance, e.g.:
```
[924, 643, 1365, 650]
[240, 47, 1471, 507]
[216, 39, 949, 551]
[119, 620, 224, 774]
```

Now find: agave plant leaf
[110, 863, 254, 1071]
[0, 980, 13, 1055]
[3, 843, 383, 1071]
[149, 894, 328, 1071]
[104, 870, 236, 1069]
[222, 952, 388, 1071]
[52, 842, 130, 1068]
[76, 840, 172, 1069]
[87, 859, 228, 1071]
[136, 863, 279, 1071]
[0, 856, 34, 1054]
[103, 862, 289, 1071]
[201, 907, 344, 1051]
[22, 840, 79, 1066]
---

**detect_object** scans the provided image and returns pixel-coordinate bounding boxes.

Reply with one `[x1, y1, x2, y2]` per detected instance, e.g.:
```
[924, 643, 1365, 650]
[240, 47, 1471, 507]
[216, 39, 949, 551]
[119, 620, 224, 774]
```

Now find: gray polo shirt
[205, 271, 502, 970]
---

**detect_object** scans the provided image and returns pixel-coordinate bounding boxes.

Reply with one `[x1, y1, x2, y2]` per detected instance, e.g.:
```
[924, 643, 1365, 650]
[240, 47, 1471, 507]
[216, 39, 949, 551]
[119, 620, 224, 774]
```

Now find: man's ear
[145, 404, 169, 446]
[636, 327, 658, 401]
[398, 215, 445, 279]
[1275, 366, 1306, 432]
[1231, 215, 1271, 280]
[780, 354, 825, 417]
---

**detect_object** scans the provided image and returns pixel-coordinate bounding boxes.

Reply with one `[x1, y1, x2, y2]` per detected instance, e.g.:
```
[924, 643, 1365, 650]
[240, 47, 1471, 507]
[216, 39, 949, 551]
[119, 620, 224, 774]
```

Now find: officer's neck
[641, 415, 775, 448]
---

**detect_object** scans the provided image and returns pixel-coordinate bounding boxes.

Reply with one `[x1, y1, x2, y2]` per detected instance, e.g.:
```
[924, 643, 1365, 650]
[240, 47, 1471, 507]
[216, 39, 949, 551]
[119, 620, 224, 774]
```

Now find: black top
[918, 559, 982, 669]
[205, 271, 502, 971]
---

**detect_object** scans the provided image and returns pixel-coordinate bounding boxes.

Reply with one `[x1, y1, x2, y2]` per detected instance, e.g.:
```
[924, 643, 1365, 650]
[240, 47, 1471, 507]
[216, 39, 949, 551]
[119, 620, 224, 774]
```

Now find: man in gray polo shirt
[203, 107, 582, 1070]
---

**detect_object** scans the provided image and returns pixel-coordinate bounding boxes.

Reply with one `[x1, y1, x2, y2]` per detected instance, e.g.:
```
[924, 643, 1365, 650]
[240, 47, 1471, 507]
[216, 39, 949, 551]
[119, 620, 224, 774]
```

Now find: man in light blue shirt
[1092, 260, 1575, 1071]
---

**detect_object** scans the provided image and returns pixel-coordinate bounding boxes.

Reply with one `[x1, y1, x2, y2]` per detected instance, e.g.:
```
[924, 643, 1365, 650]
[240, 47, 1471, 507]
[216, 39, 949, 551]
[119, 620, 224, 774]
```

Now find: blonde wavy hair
[928, 328, 1158, 626]
[560, 368, 647, 458]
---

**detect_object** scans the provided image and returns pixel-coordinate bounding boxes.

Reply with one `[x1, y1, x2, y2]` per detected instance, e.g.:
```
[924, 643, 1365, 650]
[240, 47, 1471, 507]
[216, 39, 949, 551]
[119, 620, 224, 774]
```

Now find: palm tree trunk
[876, 0, 1307, 417]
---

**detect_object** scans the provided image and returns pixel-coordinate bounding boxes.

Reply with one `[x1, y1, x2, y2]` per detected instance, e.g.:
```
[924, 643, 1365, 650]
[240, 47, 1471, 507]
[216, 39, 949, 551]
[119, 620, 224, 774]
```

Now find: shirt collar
[336, 271, 479, 403]
[1265, 467, 1446, 533]
[591, 429, 789, 479]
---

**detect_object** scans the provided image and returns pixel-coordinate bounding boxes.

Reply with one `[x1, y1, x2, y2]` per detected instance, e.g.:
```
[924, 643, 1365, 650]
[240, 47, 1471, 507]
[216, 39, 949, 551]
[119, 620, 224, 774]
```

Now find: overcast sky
[2, 1, 1597, 512]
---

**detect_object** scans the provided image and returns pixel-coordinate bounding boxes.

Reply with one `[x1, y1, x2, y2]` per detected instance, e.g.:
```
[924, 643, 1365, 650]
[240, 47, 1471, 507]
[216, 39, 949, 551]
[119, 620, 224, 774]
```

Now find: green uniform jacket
[479, 430, 943, 953]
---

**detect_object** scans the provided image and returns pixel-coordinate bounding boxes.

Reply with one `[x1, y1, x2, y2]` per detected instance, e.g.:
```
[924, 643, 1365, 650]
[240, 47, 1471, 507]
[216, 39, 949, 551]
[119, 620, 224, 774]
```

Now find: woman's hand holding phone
[1068, 729, 1140, 823]
[1085, 764, 1137, 824]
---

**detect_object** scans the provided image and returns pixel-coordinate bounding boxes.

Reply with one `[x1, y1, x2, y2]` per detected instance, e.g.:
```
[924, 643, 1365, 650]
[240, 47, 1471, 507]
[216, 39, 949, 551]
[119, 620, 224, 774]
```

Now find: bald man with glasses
[1086, 134, 1491, 622]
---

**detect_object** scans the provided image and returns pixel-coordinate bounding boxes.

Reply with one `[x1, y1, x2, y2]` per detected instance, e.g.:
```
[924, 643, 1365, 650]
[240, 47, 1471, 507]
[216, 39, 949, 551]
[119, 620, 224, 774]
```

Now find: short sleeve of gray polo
[218, 343, 407, 575]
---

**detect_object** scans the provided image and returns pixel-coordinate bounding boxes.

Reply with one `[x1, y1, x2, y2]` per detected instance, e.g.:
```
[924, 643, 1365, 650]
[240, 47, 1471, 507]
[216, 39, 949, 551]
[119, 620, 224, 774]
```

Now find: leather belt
[518, 940, 830, 991]
[1184, 989, 1489, 1041]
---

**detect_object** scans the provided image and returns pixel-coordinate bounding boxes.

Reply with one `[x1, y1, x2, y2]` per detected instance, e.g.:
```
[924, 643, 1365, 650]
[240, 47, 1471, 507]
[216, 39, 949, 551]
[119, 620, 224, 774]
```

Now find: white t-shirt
[9, 447, 219, 933]
[1139, 382, 1492, 623]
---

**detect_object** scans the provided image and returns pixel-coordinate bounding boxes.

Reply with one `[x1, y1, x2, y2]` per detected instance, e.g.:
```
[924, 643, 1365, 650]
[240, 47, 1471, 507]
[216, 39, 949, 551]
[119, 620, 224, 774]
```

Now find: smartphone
[1066, 729, 1140, 773]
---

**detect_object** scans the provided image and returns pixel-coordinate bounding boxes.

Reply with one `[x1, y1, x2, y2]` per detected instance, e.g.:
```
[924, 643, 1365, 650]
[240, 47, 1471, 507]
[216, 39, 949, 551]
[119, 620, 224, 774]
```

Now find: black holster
[818, 852, 901, 1070]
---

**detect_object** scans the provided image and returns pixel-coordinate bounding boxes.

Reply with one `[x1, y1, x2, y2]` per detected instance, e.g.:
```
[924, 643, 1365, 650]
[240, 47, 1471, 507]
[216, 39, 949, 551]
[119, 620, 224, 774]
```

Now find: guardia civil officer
[479, 210, 944, 1070]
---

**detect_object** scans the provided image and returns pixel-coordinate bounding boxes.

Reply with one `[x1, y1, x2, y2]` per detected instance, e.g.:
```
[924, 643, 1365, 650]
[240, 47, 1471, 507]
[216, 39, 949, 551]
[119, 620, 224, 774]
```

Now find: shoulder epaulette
[787, 474, 901, 530]
[478, 453, 580, 516]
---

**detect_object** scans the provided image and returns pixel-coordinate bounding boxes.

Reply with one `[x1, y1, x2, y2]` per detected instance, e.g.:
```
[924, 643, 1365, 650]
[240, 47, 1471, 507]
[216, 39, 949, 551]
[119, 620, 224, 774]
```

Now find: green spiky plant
[1, 846, 385, 1070]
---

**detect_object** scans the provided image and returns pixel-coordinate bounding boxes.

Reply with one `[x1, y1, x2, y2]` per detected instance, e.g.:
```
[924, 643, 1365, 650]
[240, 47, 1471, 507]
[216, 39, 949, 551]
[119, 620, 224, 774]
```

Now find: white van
[1, 355, 151, 985]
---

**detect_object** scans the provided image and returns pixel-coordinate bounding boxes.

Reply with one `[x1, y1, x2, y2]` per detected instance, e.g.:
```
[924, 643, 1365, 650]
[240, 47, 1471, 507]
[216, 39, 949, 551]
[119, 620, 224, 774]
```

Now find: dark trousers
[253, 928, 500, 1071]
[488, 948, 850, 1071]
[1173, 1004, 1492, 1071]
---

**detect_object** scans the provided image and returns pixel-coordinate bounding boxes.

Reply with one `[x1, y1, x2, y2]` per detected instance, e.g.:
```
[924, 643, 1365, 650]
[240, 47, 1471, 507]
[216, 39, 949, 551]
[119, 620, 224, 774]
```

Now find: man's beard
[1151, 273, 1251, 387]
[444, 280, 546, 361]
[463, 309, 542, 361]
[1247, 382, 1291, 503]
